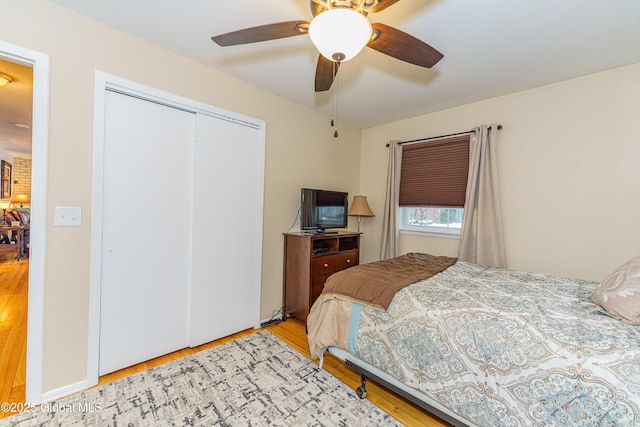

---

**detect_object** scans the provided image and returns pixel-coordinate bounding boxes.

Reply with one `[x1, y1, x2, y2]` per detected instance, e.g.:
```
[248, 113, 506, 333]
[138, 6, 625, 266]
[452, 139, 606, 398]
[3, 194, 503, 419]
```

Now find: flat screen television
[300, 188, 348, 232]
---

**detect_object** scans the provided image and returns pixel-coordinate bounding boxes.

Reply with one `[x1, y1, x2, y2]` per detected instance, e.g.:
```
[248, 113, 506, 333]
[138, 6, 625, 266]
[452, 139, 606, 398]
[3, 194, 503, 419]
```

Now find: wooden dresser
[283, 232, 360, 322]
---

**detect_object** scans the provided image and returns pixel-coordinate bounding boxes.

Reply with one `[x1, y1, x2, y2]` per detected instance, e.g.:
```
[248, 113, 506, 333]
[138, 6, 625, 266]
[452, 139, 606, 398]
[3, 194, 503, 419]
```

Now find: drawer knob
[346, 259, 351, 263]
[323, 263, 328, 267]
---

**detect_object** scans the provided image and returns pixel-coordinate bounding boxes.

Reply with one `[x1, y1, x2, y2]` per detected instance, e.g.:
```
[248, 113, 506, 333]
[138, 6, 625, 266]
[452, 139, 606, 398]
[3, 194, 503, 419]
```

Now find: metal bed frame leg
[344, 359, 470, 427]
[356, 374, 368, 399]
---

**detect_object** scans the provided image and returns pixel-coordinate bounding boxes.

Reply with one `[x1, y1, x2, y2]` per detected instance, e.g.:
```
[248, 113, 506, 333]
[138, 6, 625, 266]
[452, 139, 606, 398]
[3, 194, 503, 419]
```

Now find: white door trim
[88, 71, 265, 388]
[0, 40, 50, 404]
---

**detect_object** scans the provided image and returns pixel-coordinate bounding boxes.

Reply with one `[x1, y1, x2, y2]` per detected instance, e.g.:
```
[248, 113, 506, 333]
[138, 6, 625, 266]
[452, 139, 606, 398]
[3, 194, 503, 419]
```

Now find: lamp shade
[0, 199, 10, 210]
[348, 195, 375, 217]
[13, 194, 30, 206]
[308, 9, 372, 62]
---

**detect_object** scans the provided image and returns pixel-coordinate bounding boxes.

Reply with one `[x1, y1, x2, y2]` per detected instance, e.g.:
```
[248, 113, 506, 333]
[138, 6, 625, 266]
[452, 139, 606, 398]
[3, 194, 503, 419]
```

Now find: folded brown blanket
[322, 252, 458, 311]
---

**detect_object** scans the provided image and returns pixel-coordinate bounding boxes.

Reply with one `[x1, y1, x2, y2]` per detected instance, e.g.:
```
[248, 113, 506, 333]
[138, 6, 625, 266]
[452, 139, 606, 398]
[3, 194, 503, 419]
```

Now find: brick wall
[12, 157, 31, 206]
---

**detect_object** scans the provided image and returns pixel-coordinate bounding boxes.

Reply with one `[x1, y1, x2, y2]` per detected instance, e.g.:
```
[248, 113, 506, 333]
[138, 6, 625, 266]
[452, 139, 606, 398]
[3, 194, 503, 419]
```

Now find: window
[398, 133, 470, 237]
[400, 207, 464, 236]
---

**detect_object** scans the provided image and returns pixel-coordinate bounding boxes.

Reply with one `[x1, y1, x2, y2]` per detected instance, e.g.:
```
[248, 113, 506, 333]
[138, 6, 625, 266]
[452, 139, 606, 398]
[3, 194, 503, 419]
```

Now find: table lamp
[13, 194, 30, 208]
[0, 199, 10, 226]
[348, 195, 374, 233]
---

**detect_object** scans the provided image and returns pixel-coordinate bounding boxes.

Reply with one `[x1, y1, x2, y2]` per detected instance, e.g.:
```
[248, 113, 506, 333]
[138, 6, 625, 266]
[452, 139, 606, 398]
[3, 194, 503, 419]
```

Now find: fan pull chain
[331, 60, 340, 139]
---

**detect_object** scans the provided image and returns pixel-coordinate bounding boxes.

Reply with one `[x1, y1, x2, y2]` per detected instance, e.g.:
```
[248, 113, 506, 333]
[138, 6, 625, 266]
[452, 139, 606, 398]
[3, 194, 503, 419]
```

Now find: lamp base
[0, 208, 8, 227]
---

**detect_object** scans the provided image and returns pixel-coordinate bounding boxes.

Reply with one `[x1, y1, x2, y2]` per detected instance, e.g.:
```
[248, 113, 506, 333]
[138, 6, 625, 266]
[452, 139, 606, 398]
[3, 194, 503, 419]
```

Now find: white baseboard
[41, 379, 90, 403]
[42, 313, 283, 404]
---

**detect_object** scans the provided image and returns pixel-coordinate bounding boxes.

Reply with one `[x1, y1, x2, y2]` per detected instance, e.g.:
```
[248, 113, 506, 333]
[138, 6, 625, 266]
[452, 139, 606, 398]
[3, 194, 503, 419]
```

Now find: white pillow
[592, 255, 640, 325]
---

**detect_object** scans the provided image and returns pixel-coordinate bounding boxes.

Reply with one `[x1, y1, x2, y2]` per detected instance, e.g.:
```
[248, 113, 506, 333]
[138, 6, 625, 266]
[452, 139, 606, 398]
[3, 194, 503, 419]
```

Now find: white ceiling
[2, 0, 640, 151]
[0, 59, 33, 155]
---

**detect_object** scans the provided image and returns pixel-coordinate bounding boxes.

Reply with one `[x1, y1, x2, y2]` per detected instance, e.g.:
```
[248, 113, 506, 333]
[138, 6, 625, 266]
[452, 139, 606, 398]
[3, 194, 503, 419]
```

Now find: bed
[307, 253, 640, 427]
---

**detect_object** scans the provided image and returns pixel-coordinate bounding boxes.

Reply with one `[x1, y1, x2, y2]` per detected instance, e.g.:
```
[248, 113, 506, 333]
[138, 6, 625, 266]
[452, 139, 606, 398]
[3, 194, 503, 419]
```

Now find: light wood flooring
[0, 258, 450, 426]
[0, 258, 29, 414]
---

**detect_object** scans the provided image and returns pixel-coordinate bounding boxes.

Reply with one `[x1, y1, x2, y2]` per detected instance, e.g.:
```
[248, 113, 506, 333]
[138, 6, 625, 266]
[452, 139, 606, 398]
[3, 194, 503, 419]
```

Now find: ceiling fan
[211, 0, 444, 92]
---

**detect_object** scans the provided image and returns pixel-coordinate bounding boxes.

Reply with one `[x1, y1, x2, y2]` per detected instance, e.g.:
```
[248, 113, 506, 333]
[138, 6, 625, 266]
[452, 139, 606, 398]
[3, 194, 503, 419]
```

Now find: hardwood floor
[267, 320, 452, 427]
[0, 257, 451, 426]
[0, 258, 29, 414]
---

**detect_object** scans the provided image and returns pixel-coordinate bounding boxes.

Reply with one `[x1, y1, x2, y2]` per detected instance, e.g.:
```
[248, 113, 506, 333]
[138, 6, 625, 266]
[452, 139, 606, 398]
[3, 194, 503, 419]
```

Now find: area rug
[1, 330, 401, 426]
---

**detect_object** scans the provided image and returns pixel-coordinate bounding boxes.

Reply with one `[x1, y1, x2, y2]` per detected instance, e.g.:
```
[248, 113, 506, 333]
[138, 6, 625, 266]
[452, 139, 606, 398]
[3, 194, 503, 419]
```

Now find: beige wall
[1, 0, 361, 394]
[360, 63, 640, 281]
[0, 147, 13, 179]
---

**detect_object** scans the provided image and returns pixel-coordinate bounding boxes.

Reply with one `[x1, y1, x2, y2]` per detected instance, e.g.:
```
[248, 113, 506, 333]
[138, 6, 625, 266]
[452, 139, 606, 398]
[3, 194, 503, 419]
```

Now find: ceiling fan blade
[315, 55, 340, 92]
[368, 23, 443, 68]
[212, 21, 309, 46]
[365, 0, 402, 13]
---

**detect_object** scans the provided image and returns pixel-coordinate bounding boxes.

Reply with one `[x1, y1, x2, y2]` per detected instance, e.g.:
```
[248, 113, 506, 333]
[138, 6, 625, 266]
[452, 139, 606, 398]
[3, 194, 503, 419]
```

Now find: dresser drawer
[311, 251, 358, 276]
[337, 251, 358, 270]
[311, 275, 329, 302]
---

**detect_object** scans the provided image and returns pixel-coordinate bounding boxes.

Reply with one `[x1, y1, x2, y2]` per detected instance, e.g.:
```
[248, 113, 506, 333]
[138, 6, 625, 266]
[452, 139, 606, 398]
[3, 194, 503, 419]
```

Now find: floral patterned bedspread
[350, 261, 640, 426]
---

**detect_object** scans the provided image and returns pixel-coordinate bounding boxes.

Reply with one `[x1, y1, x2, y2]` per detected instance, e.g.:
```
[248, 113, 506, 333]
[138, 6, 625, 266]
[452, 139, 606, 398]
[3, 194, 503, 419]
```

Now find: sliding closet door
[190, 113, 264, 347]
[99, 91, 195, 375]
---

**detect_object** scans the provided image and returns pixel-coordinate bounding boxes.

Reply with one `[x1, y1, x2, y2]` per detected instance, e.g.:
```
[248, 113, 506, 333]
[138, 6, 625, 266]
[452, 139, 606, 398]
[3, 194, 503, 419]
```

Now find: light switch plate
[54, 206, 82, 227]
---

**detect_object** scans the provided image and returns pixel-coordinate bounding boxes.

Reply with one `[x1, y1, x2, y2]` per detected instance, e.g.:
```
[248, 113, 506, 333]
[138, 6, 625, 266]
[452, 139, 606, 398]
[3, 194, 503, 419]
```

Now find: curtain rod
[386, 124, 502, 147]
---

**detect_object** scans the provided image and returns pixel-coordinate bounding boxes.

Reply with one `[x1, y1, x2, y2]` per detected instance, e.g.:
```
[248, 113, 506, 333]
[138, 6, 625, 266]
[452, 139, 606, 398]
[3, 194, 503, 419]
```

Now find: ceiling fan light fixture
[0, 72, 14, 88]
[309, 8, 372, 62]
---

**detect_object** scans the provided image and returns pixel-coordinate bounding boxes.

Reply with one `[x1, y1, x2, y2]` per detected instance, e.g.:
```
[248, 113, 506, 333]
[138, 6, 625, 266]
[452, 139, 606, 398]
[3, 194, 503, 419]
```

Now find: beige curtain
[380, 140, 402, 260]
[458, 124, 506, 268]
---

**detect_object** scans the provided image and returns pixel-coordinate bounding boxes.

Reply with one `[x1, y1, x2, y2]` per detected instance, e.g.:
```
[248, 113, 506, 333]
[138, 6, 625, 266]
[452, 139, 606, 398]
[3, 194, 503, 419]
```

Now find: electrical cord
[286, 206, 301, 233]
[261, 308, 283, 327]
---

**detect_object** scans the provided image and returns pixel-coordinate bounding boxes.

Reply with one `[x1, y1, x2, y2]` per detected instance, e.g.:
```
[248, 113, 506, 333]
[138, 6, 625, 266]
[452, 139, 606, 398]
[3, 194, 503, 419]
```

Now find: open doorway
[0, 58, 32, 415]
[0, 41, 49, 407]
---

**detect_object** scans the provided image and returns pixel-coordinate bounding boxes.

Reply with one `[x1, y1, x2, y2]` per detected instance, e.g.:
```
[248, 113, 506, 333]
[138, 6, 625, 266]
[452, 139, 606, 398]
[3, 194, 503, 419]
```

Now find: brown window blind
[399, 134, 470, 207]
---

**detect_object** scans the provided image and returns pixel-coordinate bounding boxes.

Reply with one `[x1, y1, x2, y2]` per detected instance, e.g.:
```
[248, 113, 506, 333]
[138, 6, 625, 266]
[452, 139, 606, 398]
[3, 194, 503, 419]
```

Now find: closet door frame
[87, 71, 265, 389]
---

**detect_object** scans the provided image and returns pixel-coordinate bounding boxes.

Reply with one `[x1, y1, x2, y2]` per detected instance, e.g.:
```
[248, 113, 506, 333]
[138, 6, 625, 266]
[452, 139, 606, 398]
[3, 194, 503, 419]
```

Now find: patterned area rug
[1, 330, 400, 426]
